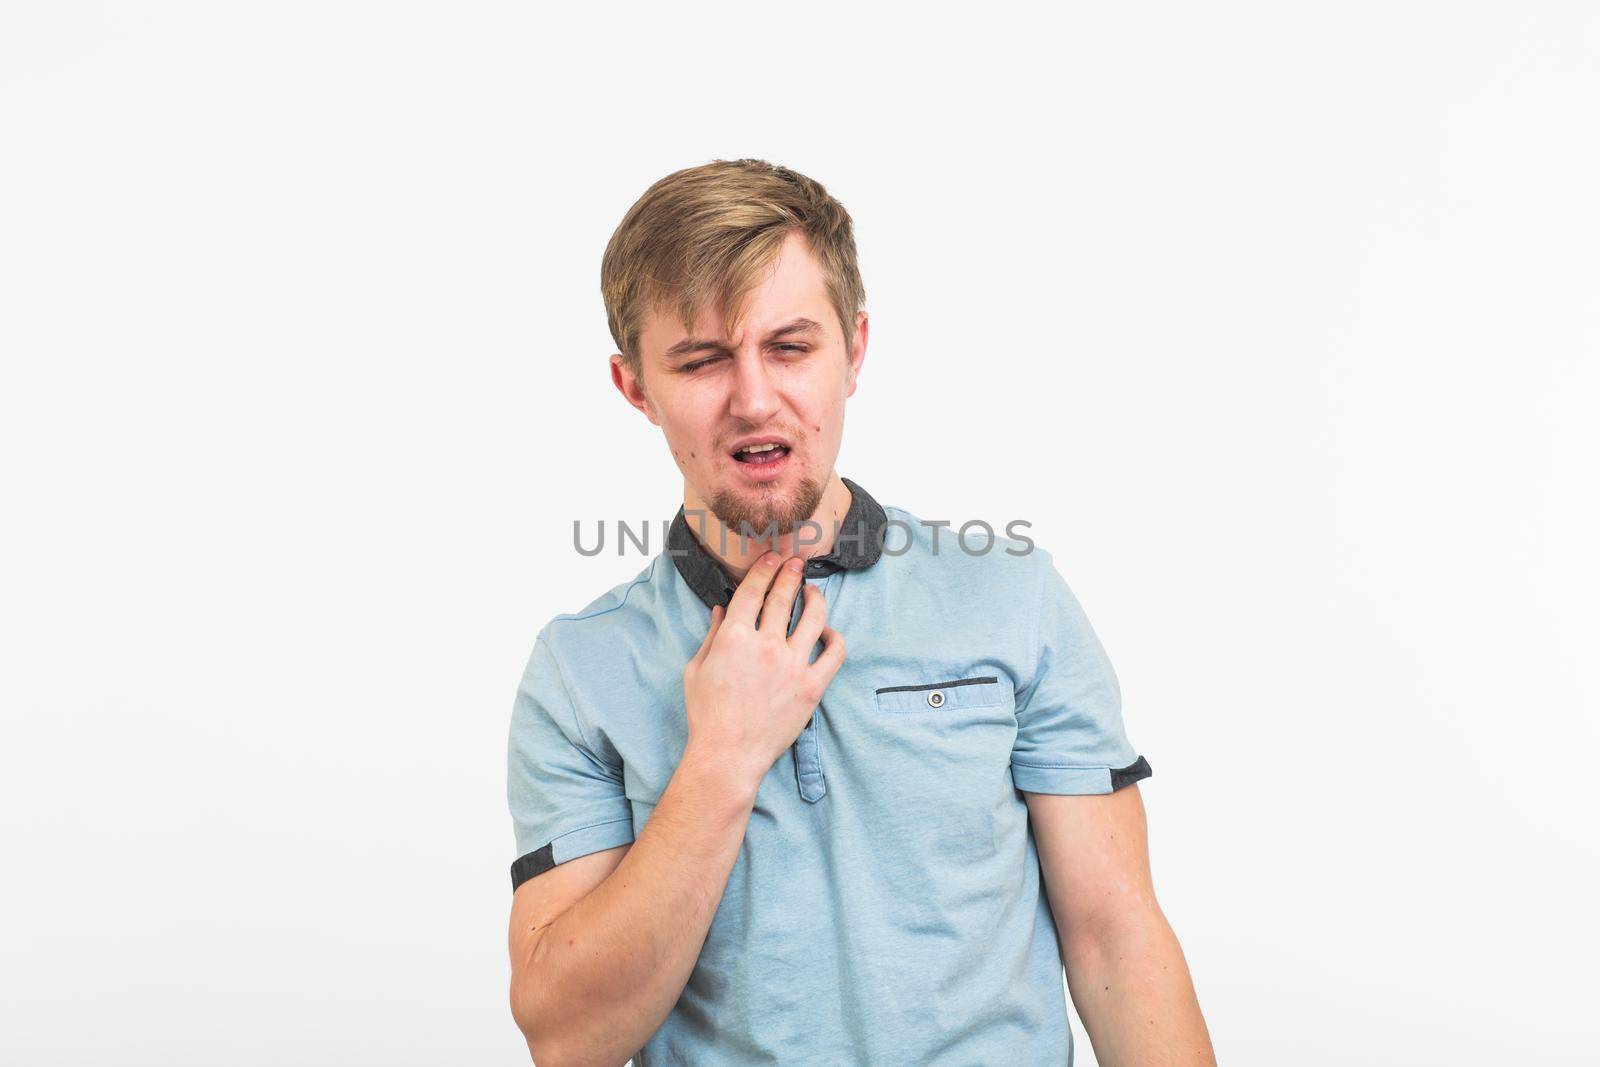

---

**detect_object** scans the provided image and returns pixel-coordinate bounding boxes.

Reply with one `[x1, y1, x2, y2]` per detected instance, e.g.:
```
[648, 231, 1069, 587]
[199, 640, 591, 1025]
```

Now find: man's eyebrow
[767, 317, 823, 340]
[663, 317, 824, 361]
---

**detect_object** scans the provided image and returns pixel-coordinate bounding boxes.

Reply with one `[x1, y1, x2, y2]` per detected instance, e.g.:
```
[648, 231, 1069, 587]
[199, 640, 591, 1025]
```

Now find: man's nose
[727, 349, 780, 424]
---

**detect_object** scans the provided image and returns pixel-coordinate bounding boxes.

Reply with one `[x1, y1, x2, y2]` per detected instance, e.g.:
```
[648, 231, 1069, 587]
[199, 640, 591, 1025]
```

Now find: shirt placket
[786, 568, 841, 803]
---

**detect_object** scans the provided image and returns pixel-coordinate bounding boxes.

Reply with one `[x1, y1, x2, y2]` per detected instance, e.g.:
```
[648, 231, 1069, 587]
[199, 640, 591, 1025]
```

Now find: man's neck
[683, 473, 853, 583]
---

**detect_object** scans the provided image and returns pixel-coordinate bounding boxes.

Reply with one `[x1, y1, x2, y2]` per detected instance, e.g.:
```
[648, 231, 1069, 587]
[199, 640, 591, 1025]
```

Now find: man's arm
[508, 751, 758, 1067]
[506, 552, 846, 1066]
[1024, 785, 1216, 1067]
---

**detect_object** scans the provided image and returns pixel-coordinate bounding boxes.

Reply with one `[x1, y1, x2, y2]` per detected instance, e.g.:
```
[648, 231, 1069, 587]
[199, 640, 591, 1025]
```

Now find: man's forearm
[1062, 908, 1216, 1067]
[512, 748, 757, 1067]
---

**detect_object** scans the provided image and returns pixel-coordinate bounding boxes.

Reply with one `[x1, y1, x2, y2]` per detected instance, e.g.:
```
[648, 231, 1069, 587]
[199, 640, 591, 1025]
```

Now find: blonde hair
[601, 158, 866, 377]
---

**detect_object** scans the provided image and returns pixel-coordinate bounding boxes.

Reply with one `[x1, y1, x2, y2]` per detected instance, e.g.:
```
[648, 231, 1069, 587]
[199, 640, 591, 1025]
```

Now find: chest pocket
[866, 672, 1020, 870]
[875, 674, 1010, 714]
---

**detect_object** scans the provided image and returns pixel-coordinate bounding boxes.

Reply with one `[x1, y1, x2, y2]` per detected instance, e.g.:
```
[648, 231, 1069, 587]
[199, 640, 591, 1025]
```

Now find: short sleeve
[507, 632, 635, 891]
[1009, 547, 1152, 795]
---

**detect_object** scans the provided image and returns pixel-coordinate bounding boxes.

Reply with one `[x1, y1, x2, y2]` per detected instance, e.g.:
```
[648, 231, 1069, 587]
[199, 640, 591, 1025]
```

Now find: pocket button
[927, 690, 945, 708]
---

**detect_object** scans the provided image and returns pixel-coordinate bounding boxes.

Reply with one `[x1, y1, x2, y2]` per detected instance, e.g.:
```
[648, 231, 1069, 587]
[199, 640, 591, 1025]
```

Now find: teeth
[738, 443, 782, 454]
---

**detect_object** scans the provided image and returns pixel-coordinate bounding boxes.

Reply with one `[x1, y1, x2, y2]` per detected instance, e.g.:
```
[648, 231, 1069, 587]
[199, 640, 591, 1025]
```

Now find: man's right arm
[507, 552, 845, 1067]
[508, 746, 757, 1067]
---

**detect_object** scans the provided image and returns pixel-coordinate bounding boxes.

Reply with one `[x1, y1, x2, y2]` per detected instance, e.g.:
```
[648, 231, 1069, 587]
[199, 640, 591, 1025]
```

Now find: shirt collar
[667, 477, 887, 609]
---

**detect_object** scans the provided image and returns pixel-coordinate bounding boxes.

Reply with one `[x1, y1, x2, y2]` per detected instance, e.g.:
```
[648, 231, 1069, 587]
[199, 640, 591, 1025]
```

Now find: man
[506, 158, 1215, 1066]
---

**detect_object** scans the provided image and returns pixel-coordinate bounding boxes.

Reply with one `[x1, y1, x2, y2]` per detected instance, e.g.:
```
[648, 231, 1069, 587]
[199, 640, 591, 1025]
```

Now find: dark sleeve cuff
[510, 817, 635, 891]
[1010, 755, 1152, 795]
[1110, 755, 1152, 791]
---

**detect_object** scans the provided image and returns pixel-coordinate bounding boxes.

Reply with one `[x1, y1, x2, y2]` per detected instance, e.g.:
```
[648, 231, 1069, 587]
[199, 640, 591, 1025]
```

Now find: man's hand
[682, 551, 845, 791]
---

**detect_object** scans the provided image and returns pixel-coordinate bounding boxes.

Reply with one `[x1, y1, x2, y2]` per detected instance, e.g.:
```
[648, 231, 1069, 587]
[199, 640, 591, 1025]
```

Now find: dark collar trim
[667, 477, 886, 609]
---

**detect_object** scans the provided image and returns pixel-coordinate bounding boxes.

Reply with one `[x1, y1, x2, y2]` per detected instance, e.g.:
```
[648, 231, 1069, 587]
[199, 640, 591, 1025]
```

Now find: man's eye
[776, 344, 809, 353]
[682, 356, 724, 372]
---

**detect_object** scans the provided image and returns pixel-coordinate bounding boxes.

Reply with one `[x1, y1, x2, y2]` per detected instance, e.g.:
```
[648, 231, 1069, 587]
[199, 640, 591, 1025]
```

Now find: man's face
[613, 230, 867, 539]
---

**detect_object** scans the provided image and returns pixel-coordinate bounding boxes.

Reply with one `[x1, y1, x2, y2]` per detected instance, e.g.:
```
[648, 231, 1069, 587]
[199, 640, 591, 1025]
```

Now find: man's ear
[610, 353, 659, 426]
[845, 310, 868, 398]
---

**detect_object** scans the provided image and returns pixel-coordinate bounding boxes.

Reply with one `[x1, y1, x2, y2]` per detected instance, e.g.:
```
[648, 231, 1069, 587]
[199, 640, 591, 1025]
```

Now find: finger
[724, 551, 783, 628]
[758, 555, 805, 634]
[692, 604, 723, 663]
[788, 583, 828, 655]
[808, 626, 847, 686]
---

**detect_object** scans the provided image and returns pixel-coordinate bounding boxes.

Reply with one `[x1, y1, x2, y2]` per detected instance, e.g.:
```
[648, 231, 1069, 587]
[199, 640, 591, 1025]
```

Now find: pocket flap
[874, 674, 1009, 713]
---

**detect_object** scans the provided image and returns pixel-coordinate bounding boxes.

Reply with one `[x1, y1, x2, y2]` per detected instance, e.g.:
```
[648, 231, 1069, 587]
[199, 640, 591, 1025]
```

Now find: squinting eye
[683, 356, 724, 373]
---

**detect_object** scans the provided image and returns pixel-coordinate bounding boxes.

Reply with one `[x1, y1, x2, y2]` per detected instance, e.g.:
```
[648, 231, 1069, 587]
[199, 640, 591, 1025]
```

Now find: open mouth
[731, 442, 792, 467]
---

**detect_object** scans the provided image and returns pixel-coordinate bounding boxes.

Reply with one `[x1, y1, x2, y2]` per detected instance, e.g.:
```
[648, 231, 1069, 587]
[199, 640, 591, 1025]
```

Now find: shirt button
[927, 690, 945, 708]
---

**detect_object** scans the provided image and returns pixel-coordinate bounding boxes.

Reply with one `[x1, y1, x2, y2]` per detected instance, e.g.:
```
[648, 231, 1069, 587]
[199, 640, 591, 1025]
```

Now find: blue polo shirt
[507, 479, 1150, 1066]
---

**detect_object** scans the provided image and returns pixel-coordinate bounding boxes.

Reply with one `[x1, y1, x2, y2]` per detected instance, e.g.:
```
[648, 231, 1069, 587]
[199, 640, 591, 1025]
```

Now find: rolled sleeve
[507, 631, 635, 891]
[1009, 548, 1152, 795]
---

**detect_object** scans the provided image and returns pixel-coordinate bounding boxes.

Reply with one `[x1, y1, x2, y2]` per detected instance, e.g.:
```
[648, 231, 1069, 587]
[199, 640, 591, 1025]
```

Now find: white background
[3, 2, 1596, 1064]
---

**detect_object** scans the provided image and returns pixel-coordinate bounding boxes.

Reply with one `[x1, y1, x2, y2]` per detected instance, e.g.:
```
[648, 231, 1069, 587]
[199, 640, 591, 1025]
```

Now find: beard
[707, 472, 826, 543]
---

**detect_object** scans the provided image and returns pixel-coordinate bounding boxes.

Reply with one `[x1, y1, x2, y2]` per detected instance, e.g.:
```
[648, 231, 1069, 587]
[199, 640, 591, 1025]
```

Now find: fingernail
[786, 556, 803, 571]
